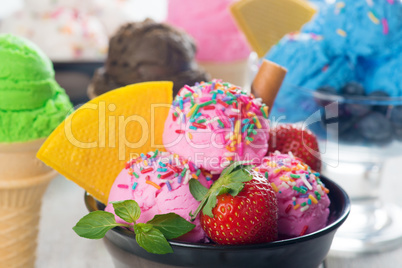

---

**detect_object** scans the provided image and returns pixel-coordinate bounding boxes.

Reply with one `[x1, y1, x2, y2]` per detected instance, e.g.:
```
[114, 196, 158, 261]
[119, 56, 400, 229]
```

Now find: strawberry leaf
[225, 182, 245, 196]
[225, 169, 253, 183]
[202, 191, 219, 218]
[147, 213, 195, 240]
[111, 200, 141, 223]
[190, 162, 255, 220]
[220, 160, 252, 177]
[189, 179, 209, 201]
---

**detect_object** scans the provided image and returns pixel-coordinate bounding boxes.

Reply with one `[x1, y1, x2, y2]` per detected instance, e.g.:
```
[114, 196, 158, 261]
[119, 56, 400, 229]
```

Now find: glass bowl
[270, 83, 402, 254]
[84, 176, 350, 268]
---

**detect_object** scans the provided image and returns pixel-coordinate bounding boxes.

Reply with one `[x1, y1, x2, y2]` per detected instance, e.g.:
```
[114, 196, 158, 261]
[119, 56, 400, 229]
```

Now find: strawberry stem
[189, 162, 255, 220]
[189, 195, 209, 221]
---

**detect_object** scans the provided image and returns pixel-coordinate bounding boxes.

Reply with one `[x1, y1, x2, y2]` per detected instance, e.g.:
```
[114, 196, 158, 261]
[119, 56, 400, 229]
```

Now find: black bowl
[85, 176, 350, 268]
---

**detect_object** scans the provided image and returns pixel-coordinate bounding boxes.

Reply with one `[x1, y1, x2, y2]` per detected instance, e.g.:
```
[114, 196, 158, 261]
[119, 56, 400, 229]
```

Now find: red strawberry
[268, 124, 321, 172]
[189, 162, 277, 245]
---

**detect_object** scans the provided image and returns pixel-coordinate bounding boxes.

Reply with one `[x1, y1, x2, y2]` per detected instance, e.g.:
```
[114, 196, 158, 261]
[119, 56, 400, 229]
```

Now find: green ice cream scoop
[0, 34, 73, 142]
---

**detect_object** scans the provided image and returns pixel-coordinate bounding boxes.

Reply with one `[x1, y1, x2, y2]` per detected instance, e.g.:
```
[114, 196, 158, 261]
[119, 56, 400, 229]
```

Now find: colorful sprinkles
[171, 80, 268, 165]
[123, 151, 212, 194]
[336, 1, 392, 36]
[256, 152, 329, 236]
[336, 29, 347, 37]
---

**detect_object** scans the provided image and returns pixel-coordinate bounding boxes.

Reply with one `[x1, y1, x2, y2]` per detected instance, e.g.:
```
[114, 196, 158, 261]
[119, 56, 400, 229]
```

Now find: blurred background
[2, 0, 402, 267]
[1, 0, 168, 105]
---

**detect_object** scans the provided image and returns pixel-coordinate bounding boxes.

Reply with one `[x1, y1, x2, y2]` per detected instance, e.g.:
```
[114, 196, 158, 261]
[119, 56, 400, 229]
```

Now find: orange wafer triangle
[230, 0, 316, 58]
[37, 81, 173, 204]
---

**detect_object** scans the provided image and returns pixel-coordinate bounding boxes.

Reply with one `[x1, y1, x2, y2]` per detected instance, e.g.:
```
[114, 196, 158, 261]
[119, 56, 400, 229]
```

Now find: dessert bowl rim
[85, 175, 350, 251]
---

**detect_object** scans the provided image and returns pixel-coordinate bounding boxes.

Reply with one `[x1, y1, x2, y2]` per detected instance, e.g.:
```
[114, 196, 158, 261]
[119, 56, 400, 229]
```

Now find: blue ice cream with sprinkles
[319, 0, 402, 60]
[363, 52, 402, 97]
[264, 0, 402, 123]
[266, 33, 355, 122]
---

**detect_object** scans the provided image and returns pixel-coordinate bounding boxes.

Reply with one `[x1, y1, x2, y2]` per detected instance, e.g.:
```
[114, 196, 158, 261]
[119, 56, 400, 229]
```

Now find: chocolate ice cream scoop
[88, 19, 210, 98]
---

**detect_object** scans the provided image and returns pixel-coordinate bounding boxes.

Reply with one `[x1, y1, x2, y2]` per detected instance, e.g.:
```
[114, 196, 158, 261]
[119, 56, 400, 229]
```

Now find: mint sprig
[147, 213, 195, 240]
[111, 200, 141, 223]
[135, 223, 173, 254]
[73, 200, 195, 254]
[72, 211, 127, 239]
[189, 161, 254, 219]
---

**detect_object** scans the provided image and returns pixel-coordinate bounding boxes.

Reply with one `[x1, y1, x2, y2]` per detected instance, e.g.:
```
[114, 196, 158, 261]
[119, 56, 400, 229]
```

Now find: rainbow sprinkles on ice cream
[163, 80, 270, 173]
[255, 152, 330, 237]
[105, 151, 211, 243]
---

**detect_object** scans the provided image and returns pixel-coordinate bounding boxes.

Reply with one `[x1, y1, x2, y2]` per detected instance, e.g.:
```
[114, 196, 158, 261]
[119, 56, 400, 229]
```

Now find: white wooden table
[36, 157, 402, 268]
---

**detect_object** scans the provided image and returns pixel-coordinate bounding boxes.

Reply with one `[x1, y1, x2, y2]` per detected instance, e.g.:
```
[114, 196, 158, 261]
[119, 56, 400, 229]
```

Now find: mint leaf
[135, 222, 154, 232]
[134, 223, 173, 254]
[189, 179, 209, 201]
[73, 211, 123, 239]
[111, 200, 141, 223]
[147, 213, 195, 240]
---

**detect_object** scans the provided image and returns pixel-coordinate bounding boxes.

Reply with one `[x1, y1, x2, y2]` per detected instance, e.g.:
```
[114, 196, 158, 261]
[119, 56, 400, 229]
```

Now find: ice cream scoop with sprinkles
[306, 0, 402, 60]
[254, 151, 330, 237]
[105, 150, 211, 242]
[163, 80, 270, 173]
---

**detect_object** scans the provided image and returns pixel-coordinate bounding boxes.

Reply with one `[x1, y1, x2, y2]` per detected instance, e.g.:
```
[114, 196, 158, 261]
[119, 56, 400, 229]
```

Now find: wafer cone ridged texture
[0, 139, 57, 268]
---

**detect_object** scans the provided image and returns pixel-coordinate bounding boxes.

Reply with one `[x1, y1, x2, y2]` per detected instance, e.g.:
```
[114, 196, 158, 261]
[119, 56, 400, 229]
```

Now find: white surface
[36, 156, 402, 267]
[37, 176, 113, 267]
[0, 0, 23, 18]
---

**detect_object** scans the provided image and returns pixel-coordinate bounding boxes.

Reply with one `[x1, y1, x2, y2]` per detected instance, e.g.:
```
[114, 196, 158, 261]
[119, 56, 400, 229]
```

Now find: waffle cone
[0, 139, 57, 268]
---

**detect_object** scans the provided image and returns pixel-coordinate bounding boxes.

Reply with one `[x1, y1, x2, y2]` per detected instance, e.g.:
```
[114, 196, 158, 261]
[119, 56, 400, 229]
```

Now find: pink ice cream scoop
[254, 152, 330, 237]
[163, 80, 270, 173]
[105, 151, 212, 243]
[166, 0, 251, 62]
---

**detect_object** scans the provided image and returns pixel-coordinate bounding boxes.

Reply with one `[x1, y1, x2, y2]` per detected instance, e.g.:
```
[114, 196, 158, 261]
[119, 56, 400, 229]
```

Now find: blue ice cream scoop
[363, 52, 402, 97]
[318, 0, 402, 60]
[266, 33, 355, 122]
[302, 0, 328, 34]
